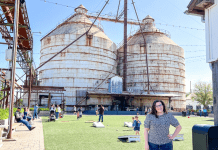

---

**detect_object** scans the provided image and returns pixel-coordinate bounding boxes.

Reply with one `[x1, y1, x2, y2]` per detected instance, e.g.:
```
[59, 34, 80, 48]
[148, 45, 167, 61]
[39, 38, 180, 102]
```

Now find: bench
[170, 134, 184, 141]
[128, 109, 136, 111]
[118, 135, 140, 143]
[4, 123, 21, 132]
[124, 122, 132, 128]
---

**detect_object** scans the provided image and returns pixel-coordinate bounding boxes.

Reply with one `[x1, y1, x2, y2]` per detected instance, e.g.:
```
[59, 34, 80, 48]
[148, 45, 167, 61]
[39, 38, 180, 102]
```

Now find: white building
[186, 0, 218, 63]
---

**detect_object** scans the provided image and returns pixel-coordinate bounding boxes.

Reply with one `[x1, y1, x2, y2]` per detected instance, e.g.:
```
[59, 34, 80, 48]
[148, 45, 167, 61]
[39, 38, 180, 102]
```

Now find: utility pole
[7, 0, 20, 139]
[212, 62, 218, 126]
[123, 0, 127, 91]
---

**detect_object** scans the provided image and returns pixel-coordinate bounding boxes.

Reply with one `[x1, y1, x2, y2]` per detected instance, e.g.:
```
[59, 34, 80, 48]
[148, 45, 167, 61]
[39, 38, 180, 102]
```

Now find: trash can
[192, 124, 218, 150]
[182, 111, 186, 117]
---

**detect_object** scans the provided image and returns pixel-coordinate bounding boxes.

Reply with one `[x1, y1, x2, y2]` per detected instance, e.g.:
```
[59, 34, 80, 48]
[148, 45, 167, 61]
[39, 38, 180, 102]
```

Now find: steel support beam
[123, 0, 127, 91]
[7, 0, 20, 139]
[28, 67, 32, 108]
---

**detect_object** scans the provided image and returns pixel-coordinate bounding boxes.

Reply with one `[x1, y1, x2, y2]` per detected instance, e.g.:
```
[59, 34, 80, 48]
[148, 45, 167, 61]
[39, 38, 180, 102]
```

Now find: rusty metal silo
[118, 15, 186, 111]
[39, 5, 117, 110]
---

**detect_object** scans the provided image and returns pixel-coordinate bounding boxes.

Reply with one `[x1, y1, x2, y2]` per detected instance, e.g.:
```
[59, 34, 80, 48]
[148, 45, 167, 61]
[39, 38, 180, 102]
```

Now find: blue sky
[0, 0, 211, 92]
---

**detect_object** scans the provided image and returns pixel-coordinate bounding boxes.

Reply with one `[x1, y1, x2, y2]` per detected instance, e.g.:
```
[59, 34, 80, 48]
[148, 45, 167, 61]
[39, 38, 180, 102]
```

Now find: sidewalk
[1, 118, 44, 150]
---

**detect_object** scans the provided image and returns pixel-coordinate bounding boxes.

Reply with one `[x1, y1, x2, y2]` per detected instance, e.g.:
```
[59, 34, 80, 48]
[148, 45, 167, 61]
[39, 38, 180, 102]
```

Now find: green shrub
[0, 108, 24, 120]
[28, 107, 50, 111]
[39, 108, 50, 111]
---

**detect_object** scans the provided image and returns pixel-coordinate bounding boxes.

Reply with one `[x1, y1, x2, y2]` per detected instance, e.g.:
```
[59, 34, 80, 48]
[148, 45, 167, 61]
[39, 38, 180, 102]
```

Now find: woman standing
[55, 105, 61, 120]
[144, 100, 182, 150]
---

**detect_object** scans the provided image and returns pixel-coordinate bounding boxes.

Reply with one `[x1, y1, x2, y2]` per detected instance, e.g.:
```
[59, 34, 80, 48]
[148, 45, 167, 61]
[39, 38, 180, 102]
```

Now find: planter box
[0, 116, 15, 126]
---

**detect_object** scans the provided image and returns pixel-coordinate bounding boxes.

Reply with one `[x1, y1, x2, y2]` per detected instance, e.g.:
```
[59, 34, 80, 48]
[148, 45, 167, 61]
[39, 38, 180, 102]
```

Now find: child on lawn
[132, 116, 141, 135]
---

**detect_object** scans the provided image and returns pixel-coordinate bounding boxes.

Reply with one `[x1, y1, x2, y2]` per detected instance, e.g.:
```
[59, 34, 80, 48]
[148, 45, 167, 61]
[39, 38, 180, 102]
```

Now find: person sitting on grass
[132, 116, 141, 135]
[14, 107, 35, 131]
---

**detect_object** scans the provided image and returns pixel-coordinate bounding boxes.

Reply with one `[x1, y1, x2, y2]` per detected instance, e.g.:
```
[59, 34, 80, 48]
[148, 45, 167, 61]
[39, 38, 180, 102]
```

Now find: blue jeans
[27, 116, 31, 121]
[19, 119, 32, 130]
[33, 111, 38, 119]
[99, 114, 103, 122]
[149, 141, 173, 150]
[204, 112, 207, 117]
[55, 112, 59, 119]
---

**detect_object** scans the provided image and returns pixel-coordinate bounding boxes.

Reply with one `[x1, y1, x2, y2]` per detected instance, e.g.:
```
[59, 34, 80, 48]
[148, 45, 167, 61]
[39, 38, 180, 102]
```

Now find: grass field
[42, 115, 214, 150]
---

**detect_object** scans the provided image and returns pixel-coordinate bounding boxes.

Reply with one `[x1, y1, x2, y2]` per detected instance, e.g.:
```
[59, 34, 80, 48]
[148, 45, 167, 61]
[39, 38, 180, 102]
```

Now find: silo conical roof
[127, 15, 178, 46]
[41, 5, 110, 41]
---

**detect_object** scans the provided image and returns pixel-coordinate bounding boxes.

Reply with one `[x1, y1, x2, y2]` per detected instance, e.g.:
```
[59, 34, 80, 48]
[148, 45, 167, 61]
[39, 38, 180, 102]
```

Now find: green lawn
[42, 115, 214, 150]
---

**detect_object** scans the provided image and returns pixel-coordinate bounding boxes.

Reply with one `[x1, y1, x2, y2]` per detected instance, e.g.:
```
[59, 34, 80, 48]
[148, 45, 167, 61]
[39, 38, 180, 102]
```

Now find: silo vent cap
[74, 4, 88, 14]
[142, 15, 154, 23]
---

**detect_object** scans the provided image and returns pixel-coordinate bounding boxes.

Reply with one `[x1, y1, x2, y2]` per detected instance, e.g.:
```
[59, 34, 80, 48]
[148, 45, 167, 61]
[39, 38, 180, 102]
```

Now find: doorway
[112, 96, 126, 111]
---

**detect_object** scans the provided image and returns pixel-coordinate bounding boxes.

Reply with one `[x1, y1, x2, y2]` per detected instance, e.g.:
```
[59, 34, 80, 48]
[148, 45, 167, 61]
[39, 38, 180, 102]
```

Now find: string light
[39, 0, 205, 31]
[180, 45, 206, 46]
[185, 50, 205, 52]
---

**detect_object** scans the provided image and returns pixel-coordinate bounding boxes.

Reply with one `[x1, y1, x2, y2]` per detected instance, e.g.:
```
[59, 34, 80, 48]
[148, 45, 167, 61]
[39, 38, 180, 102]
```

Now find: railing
[116, 28, 171, 50]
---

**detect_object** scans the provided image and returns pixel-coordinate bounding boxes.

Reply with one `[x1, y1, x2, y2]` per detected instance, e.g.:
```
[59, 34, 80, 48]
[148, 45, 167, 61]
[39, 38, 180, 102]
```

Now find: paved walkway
[1, 119, 44, 150]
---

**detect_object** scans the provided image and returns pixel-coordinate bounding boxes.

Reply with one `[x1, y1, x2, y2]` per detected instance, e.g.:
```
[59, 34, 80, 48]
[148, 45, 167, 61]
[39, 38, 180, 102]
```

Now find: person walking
[144, 100, 182, 150]
[147, 107, 151, 113]
[145, 107, 148, 116]
[73, 106, 77, 115]
[95, 105, 98, 116]
[203, 108, 207, 117]
[98, 105, 104, 122]
[199, 109, 202, 117]
[33, 104, 38, 120]
[186, 109, 189, 116]
[136, 107, 139, 115]
[14, 107, 35, 131]
[79, 107, 83, 118]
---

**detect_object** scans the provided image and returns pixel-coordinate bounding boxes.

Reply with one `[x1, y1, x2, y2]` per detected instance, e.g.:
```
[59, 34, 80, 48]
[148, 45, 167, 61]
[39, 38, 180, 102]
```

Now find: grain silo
[118, 15, 186, 111]
[39, 5, 117, 110]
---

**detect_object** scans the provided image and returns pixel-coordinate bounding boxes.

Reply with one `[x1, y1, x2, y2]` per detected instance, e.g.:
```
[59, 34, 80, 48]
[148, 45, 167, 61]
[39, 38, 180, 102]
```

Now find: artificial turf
[42, 115, 214, 150]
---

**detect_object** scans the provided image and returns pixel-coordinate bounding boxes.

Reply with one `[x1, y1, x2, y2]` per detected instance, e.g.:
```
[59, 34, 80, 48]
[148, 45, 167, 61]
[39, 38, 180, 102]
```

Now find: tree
[192, 81, 213, 109]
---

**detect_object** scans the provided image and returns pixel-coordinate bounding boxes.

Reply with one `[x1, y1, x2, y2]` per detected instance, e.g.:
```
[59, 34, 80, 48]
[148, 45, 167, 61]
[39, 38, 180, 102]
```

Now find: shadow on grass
[205, 120, 214, 121]
[117, 138, 137, 143]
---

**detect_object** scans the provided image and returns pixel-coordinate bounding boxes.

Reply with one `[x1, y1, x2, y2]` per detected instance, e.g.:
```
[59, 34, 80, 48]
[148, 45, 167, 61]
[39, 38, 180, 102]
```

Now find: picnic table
[118, 135, 140, 142]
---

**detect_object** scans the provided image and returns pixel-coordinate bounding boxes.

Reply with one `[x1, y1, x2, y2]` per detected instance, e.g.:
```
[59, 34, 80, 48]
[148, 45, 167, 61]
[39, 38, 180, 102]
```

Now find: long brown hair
[150, 100, 168, 118]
